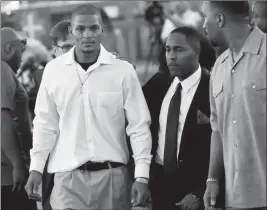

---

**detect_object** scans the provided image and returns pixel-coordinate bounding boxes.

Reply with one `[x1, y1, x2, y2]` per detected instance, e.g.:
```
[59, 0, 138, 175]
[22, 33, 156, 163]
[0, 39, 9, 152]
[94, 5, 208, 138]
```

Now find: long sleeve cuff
[134, 163, 150, 179]
[29, 157, 47, 174]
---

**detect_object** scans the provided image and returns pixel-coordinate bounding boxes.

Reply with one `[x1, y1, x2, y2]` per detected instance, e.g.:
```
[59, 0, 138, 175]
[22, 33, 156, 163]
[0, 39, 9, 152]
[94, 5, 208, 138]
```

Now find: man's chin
[81, 47, 96, 53]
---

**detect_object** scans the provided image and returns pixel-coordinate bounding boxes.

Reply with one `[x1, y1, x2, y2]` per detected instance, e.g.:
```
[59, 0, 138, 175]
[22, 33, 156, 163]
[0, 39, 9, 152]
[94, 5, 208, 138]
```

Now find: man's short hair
[169, 26, 201, 54]
[71, 4, 101, 21]
[49, 20, 71, 46]
[210, 1, 250, 18]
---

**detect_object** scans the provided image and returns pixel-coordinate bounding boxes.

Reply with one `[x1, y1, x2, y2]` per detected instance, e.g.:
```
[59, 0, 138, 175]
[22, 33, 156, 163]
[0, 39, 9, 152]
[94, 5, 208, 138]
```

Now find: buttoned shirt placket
[75, 63, 98, 161]
[226, 51, 245, 202]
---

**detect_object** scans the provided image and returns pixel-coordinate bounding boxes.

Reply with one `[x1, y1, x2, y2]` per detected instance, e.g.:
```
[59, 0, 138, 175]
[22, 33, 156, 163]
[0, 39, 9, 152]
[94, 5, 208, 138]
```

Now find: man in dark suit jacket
[143, 26, 212, 210]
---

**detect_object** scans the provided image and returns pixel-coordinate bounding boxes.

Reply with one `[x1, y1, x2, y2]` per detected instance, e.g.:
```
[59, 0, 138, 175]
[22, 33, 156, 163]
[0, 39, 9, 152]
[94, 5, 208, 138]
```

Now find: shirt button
[234, 144, 237, 148]
[231, 69, 235, 73]
[232, 94, 235, 98]
[233, 120, 237, 124]
[252, 84, 256, 89]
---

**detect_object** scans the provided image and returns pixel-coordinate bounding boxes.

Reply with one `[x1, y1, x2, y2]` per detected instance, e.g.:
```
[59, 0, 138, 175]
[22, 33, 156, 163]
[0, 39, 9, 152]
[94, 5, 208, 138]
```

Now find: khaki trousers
[50, 166, 132, 210]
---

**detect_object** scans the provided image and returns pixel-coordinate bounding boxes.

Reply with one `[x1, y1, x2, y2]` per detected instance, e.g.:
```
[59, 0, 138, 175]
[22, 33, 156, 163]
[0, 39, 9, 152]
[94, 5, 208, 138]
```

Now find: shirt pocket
[97, 92, 123, 118]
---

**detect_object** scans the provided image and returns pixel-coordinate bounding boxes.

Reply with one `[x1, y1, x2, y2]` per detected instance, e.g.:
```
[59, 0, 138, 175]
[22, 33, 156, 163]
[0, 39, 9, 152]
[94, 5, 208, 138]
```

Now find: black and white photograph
[1, 1, 266, 210]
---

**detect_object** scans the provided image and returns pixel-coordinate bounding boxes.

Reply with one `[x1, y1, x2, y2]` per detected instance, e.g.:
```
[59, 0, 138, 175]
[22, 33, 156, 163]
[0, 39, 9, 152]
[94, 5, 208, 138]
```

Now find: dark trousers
[149, 162, 185, 210]
[1, 185, 37, 210]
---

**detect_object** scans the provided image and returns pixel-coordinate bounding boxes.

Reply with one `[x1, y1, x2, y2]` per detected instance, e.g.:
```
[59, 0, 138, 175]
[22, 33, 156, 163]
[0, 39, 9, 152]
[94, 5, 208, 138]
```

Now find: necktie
[164, 82, 182, 176]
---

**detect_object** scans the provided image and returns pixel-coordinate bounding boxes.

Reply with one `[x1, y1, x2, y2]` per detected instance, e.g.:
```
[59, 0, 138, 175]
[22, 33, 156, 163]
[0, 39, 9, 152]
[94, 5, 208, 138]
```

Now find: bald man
[1, 27, 37, 210]
[252, 1, 267, 33]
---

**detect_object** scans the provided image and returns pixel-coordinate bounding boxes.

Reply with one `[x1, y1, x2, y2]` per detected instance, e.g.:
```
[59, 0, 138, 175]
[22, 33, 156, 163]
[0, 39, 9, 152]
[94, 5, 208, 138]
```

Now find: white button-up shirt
[30, 45, 152, 178]
[155, 66, 201, 165]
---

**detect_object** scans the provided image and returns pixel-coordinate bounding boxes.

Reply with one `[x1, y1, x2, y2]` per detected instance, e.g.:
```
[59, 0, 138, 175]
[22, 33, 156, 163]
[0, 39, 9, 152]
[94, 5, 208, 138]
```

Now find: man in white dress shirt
[25, 5, 152, 209]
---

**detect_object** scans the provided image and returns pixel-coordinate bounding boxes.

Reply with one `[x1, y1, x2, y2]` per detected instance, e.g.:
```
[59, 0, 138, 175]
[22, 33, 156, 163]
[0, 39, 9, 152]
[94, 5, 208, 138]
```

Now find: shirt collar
[173, 64, 201, 93]
[63, 44, 112, 65]
[221, 26, 264, 63]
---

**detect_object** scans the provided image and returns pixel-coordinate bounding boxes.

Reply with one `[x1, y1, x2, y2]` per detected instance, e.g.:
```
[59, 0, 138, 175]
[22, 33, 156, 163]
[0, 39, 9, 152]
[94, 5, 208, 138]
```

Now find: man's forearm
[208, 131, 224, 179]
[1, 110, 25, 167]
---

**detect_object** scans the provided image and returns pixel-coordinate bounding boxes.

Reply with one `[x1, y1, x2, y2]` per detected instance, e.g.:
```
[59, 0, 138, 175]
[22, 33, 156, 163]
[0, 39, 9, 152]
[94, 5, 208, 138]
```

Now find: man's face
[53, 35, 75, 57]
[70, 14, 103, 54]
[165, 33, 198, 79]
[9, 39, 26, 72]
[202, 1, 221, 46]
[252, 2, 267, 33]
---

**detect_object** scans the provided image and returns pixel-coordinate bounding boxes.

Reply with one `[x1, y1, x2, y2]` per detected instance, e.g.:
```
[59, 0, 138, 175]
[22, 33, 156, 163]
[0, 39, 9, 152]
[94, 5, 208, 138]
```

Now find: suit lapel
[178, 70, 206, 159]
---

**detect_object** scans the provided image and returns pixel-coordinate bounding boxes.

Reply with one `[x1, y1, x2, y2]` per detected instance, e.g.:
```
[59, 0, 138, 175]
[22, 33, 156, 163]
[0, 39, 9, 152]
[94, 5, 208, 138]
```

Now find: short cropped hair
[169, 26, 201, 54]
[210, 1, 250, 17]
[49, 20, 71, 46]
[71, 4, 101, 21]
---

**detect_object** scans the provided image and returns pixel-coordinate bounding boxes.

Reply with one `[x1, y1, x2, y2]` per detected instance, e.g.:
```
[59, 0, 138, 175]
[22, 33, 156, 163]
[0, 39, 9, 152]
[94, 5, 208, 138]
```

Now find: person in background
[100, 8, 128, 60]
[1, 27, 37, 210]
[251, 0, 267, 33]
[202, 1, 266, 209]
[143, 26, 212, 210]
[25, 5, 152, 209]
[49, 20, 75, 58]
[32, 20, 75, 92]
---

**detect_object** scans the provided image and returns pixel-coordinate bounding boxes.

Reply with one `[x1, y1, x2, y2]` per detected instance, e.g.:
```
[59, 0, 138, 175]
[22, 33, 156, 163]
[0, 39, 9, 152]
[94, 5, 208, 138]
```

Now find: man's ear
[68, 25, 73, 35]
[4, 43, 12, 54]
[101, 24, 105, 34]
[216, 13, 225, 28]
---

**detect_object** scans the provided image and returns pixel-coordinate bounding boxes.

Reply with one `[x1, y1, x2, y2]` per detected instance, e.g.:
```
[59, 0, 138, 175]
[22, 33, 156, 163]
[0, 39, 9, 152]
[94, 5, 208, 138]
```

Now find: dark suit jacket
[143, 69, 211, 201]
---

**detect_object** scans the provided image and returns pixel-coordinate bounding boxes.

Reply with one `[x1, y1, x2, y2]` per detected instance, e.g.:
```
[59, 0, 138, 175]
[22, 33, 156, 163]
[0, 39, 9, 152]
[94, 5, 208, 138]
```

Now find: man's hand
[131, 181, 151, 207]
[24, 170, 42, 201]
[176, 193, 201, 210]
[203, 182, 219, 210]
[12, 164, 28, 192]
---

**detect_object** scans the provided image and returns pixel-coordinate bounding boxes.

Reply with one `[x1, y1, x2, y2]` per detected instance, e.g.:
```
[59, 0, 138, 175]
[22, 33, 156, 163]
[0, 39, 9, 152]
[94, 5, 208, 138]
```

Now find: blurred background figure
[50, 20, 74, 58]
[143, 1, 165, 81]
[100, 8, 128, 59]
[1, 27, 37, 210]
[17, 38, 52, 121]
[251, 0, 267, 33]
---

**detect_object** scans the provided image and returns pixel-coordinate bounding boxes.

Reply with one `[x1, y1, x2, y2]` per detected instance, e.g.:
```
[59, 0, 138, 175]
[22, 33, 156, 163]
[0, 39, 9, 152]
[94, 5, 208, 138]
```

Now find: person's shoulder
[211, 49, 229, 75]
[43, 53, 68, 75]
[111, 57, 135, 74]
[46, 53, 67, 67]
[1, 61, 15, 80]
[143, 72, 170, 91]
[1, 61, 12, 73]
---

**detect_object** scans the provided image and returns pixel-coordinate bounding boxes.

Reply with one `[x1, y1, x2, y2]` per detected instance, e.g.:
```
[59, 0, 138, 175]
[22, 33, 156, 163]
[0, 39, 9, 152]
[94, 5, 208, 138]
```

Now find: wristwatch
[136, 177, 149, 184]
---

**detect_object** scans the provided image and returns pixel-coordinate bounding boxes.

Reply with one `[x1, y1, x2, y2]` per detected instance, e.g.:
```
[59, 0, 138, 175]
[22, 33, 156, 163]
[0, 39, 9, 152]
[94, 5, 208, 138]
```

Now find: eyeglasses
[55, 44, 74, 52]
[9, 39, 27, 46]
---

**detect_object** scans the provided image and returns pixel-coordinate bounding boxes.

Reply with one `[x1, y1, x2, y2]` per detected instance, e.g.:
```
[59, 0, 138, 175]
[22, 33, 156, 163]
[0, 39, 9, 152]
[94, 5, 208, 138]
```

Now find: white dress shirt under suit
[30, 45, 152, 178]
[155, 66, 201, 165]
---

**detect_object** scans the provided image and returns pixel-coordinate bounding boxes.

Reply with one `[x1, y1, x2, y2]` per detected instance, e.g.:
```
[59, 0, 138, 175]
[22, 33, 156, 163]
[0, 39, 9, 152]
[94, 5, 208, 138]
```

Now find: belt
[76, 161, 124, 172]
